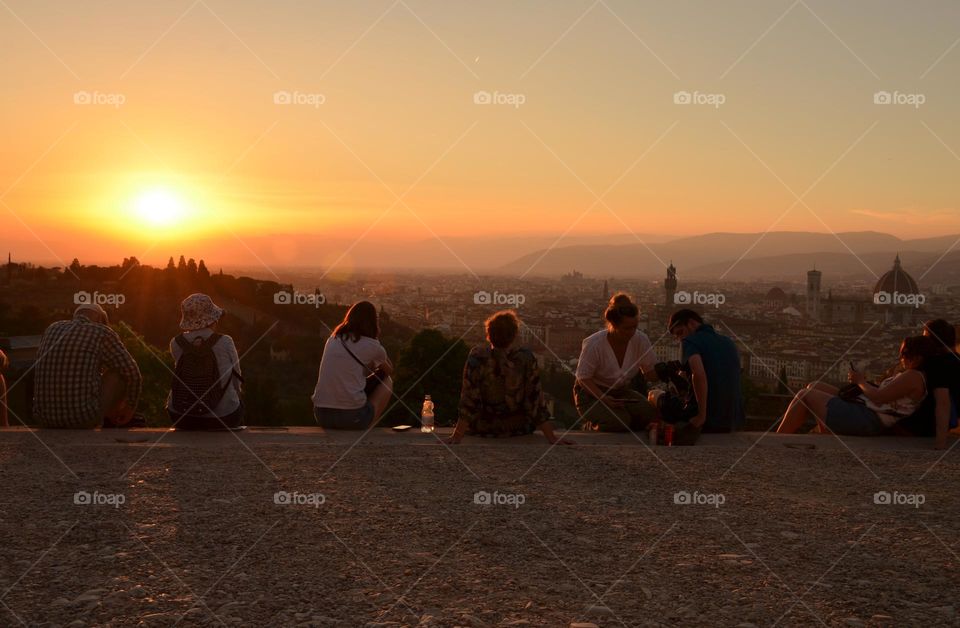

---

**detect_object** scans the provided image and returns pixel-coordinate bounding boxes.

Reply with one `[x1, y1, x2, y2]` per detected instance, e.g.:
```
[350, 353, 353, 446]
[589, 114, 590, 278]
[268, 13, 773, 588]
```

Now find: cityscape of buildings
[283, 255, 958, 391]
[2, 251, 956, 395]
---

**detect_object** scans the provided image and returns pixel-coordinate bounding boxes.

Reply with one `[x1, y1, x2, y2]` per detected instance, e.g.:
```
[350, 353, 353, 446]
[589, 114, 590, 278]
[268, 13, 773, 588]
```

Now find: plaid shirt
[33, 317, 142, 427]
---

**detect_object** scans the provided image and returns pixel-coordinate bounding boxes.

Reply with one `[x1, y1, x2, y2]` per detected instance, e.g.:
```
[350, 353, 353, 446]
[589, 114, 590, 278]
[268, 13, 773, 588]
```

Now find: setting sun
[133, 188, 185, 227]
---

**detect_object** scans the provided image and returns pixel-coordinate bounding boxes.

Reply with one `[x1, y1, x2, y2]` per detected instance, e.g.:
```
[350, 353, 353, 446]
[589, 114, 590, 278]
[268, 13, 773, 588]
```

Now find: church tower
[665, 262, 677, 308]
[806, 268, 822, 322]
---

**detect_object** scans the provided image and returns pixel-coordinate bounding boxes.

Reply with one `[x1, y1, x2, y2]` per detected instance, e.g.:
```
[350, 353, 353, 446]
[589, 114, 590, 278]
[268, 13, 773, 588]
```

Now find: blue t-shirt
[681, 324, 745, 431]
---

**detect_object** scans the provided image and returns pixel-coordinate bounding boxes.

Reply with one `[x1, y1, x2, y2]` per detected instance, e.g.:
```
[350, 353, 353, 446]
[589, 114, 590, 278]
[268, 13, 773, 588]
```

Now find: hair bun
[604, 292, 639, 327]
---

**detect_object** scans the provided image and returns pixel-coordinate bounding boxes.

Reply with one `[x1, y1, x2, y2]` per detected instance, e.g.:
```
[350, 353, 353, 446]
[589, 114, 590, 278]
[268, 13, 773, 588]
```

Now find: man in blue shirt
[668, 309, 745, 433]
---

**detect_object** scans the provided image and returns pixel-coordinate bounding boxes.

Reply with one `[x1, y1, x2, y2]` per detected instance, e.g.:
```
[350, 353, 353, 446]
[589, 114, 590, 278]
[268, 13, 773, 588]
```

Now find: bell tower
[665, 262, 677, 308]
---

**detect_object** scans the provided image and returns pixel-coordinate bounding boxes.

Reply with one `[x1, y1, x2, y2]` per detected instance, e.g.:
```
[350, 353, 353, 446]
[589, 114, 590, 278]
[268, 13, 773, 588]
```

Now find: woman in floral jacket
[445, 311, 572, 445]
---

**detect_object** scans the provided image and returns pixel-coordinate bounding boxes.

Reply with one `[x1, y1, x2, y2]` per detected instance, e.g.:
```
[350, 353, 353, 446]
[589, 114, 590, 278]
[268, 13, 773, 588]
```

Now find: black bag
[170, 333, 236, 416]
[659, 390, 699, 423]
[838, 383, 866, 404]
[340, 337, 386, 397]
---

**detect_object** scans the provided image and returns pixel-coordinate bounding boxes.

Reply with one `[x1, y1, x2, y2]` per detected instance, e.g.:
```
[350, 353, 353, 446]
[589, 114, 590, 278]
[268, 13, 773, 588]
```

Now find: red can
[664, 424, 675, 447]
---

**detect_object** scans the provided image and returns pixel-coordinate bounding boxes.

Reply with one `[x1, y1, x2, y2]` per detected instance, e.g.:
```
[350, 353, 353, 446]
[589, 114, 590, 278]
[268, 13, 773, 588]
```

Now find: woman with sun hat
[166, 293, 244, 430]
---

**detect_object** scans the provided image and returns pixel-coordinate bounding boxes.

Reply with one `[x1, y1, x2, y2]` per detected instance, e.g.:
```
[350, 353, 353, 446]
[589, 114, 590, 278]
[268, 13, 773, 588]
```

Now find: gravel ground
[1, 430, 958, 627]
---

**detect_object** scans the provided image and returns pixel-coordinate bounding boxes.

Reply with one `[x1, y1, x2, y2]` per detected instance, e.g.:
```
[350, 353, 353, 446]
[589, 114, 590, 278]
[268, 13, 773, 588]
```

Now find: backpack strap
[174, 333, 193, 352]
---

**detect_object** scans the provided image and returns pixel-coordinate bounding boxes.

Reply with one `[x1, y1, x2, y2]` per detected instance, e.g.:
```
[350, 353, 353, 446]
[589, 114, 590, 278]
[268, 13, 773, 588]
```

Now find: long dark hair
[900, 335, 937, 368]
[333, 301, 379, 342]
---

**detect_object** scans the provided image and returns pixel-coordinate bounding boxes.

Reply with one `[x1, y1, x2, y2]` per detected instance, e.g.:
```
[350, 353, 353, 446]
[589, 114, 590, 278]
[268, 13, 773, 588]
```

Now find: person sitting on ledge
[574, 293, 658, 432]
[312, 301, 394, 430]
[166, 294, 244, 430]
[777, 336, 936, 437]
[445, 310, 572, 445]
[33, 303, 142, 428]
[0, 348, 9, 427]
[894, 319, 959, 449]
[662, 309, 746, 436]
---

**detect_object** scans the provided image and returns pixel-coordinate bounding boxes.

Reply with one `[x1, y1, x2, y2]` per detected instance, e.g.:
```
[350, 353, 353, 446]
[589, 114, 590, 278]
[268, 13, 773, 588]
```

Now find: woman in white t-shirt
[574, 293, 658, 431]
[312, 301, 394, 429]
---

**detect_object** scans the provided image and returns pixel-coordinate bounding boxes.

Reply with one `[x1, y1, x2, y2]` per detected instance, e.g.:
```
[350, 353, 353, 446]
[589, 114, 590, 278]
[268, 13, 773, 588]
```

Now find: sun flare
[133, 188, 185, 227]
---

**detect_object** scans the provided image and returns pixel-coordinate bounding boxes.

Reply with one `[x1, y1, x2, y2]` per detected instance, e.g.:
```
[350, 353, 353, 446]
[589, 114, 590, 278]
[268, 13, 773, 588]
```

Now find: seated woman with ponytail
[445, 310, 572, 445]
[574, 293, 658, 432]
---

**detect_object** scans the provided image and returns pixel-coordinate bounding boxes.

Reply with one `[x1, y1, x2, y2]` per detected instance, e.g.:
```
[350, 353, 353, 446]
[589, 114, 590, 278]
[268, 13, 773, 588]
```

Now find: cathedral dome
[873, 255, 919, 298]
[766, 287, 787, 302]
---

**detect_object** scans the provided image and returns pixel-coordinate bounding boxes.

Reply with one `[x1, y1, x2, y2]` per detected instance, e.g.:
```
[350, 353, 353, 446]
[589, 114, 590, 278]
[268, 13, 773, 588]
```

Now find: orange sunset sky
[2, 0, 959, 268]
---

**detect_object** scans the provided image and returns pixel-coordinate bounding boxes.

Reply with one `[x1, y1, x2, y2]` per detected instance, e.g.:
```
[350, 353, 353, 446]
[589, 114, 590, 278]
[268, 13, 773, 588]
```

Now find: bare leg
[368, 376, 394, 422]
[778, 389, 835, 434]
[778, 389, 811, 433]
[807, 382, 840, 395]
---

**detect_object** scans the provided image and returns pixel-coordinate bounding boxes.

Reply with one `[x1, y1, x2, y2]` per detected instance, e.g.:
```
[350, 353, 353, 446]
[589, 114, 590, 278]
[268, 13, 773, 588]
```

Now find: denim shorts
[824, 398, 885, 436]
[314, 403, 375, 430]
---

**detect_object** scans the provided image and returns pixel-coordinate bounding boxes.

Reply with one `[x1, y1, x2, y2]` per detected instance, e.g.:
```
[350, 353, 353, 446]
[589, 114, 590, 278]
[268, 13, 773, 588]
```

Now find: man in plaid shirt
[33, 303, 142, 428]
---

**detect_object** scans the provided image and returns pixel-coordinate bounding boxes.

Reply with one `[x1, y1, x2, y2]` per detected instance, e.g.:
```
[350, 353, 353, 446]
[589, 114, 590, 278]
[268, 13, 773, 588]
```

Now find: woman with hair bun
[574, 293, 658, 431]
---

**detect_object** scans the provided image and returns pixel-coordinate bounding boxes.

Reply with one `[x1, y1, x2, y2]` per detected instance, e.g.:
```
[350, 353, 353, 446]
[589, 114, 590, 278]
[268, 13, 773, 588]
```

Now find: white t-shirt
[575, 329, 656, 390]
[167, 329, 242, 416]
[312, 335, 388, 410]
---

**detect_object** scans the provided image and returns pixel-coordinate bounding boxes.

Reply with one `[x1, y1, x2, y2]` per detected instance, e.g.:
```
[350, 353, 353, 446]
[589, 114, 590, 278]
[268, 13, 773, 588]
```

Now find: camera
[655, 360, 689, 392]
[652, 361, 698, 422]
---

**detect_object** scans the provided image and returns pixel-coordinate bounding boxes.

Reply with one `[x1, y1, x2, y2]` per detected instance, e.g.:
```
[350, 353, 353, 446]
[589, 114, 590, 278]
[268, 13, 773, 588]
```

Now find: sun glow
[133, 188, 185, 227]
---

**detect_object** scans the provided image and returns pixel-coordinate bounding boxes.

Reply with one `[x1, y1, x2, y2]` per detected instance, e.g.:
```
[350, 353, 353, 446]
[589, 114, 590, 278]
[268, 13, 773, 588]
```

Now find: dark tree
[387, 329, 469, 427]
[177, 255, 187, 271]
[198, 259, 210, 278]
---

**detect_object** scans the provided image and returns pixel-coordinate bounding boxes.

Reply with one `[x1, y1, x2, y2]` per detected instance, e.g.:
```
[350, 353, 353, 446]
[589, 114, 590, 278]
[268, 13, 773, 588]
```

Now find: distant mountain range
[499, 231, 960, 283]
[8, 230, 960, 284]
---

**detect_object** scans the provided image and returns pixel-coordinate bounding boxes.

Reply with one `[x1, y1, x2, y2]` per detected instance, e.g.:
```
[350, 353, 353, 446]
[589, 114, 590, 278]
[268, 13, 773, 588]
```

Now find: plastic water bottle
[420, 395, 435, 433]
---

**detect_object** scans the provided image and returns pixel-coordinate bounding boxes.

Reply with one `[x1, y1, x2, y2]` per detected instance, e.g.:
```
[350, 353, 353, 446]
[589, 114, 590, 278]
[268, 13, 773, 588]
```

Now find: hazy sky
[2, 0, 959, 268]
